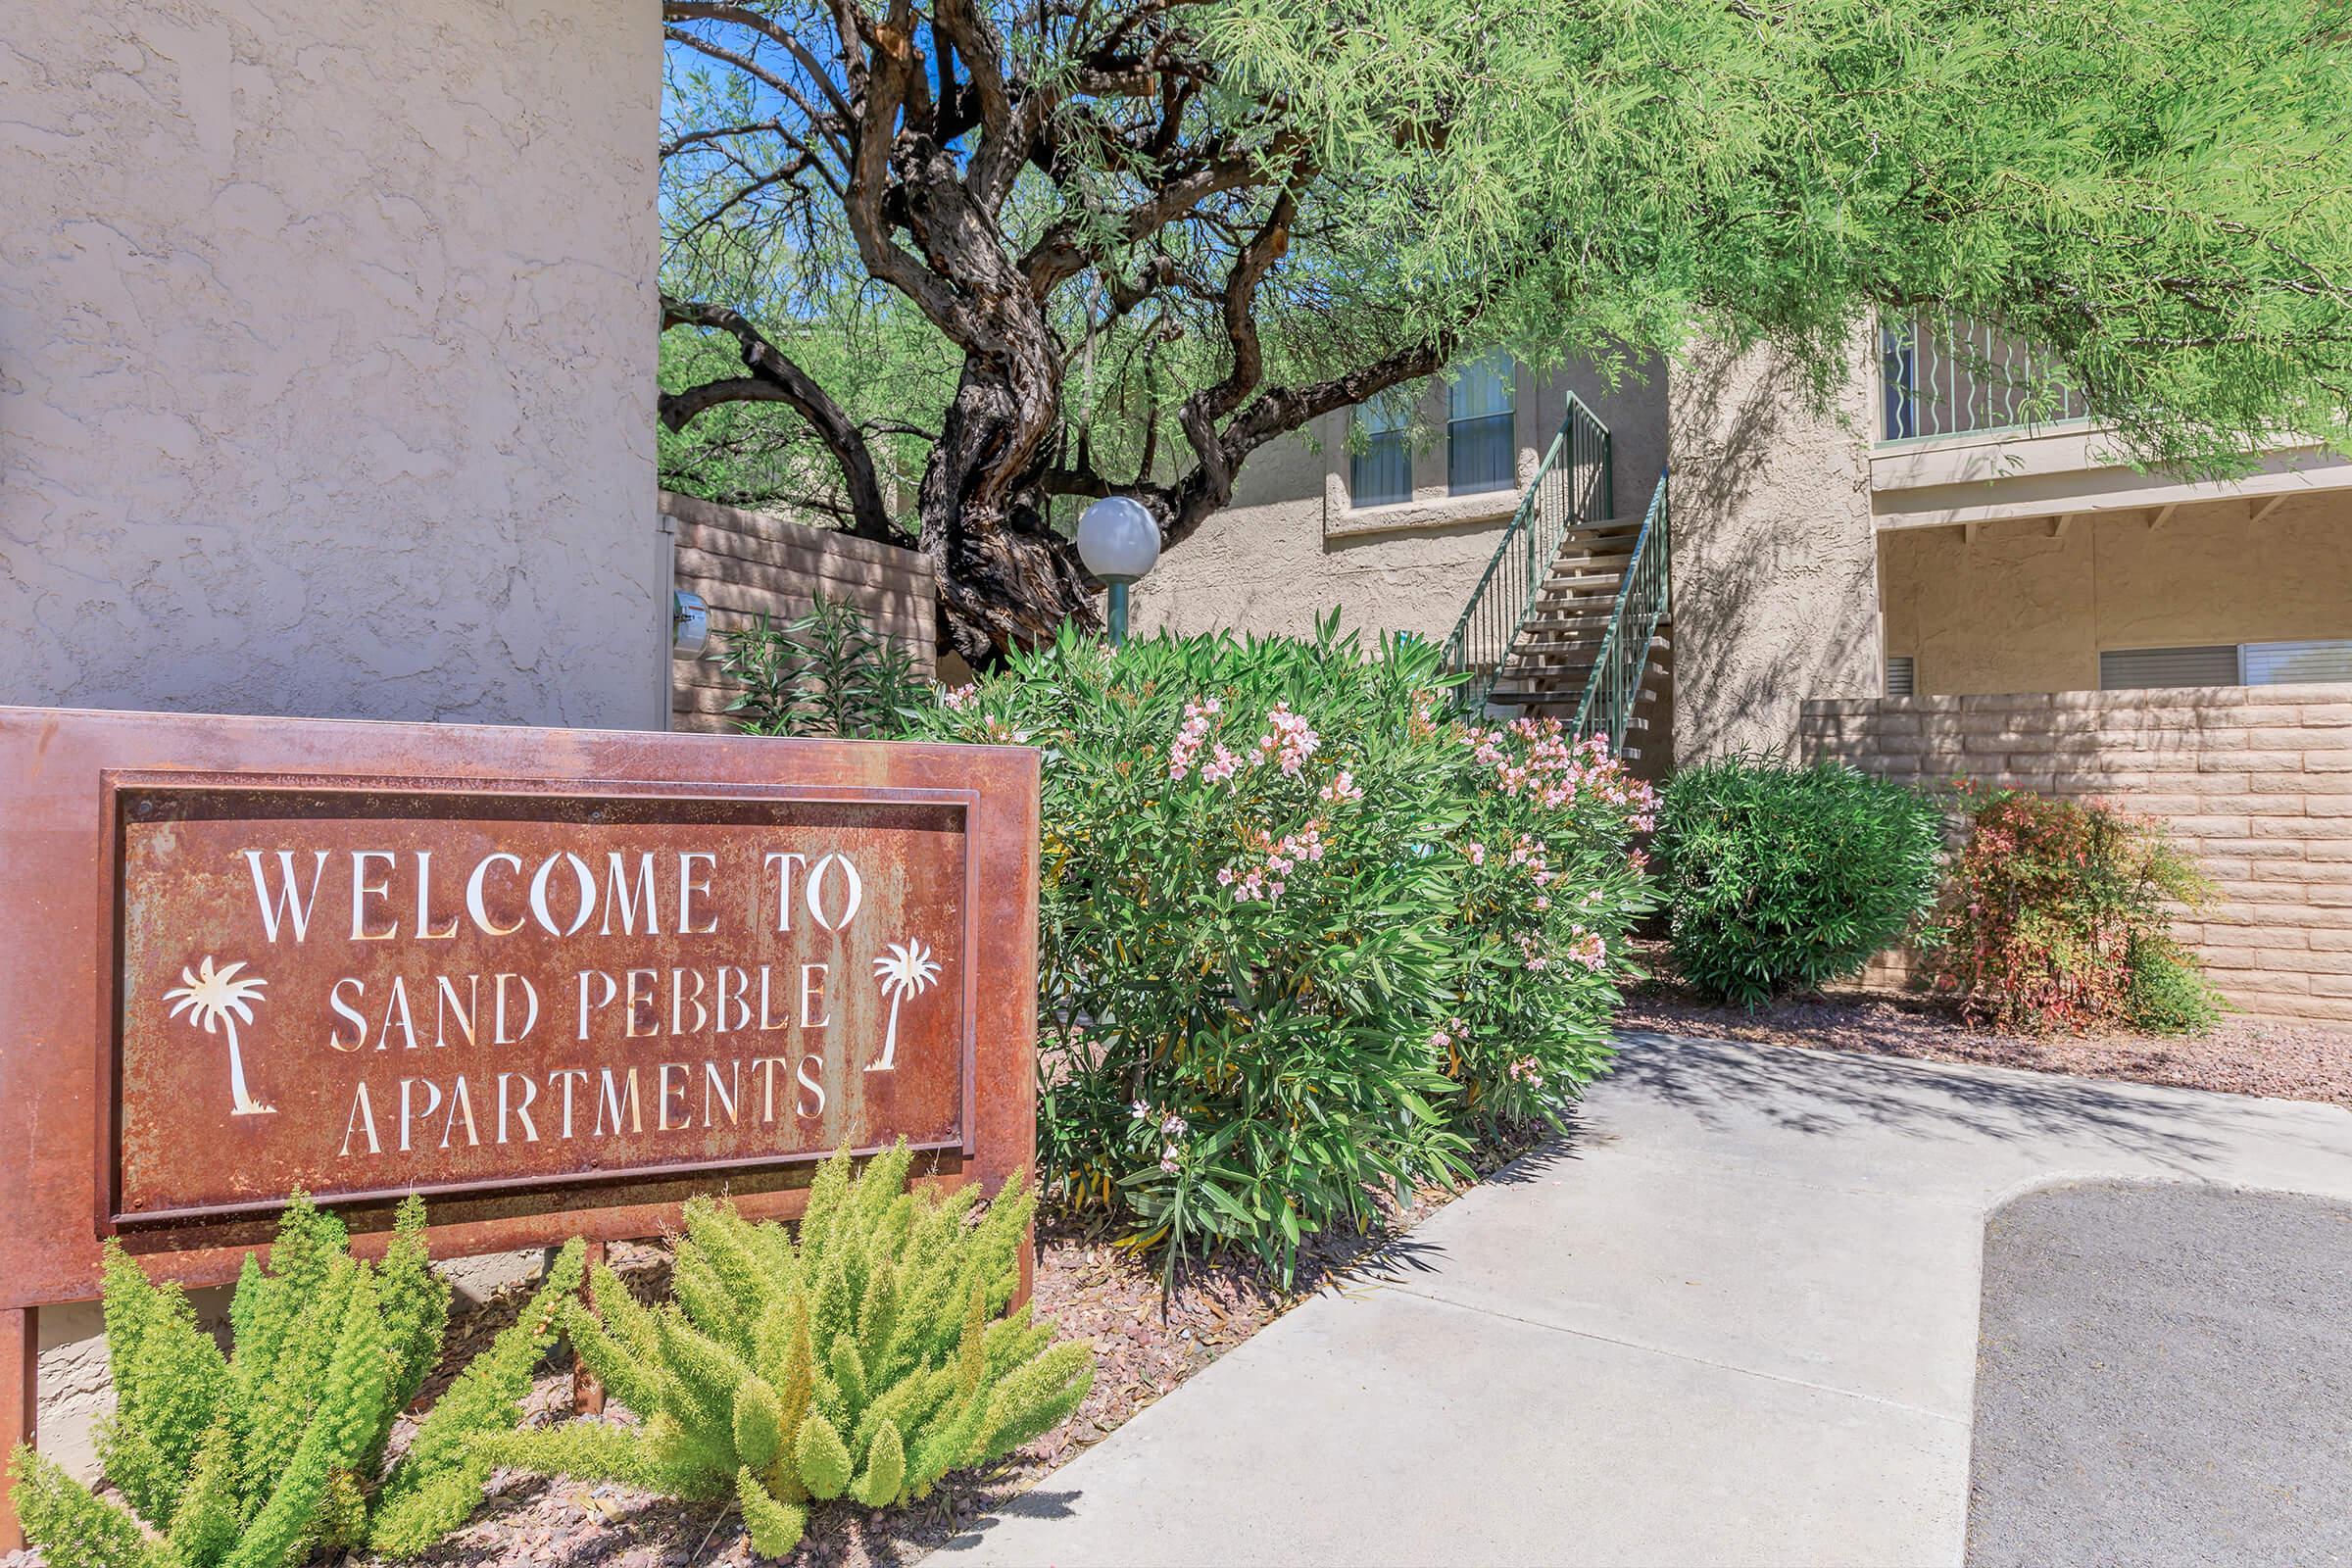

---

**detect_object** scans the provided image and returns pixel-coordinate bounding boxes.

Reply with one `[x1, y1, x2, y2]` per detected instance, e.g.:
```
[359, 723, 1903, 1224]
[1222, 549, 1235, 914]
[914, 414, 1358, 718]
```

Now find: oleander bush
[1654, 756, 1945, 1005]
[476, 1144, 1092, 1559]
[8, 1195, 583, 1568]
[903, 615, 1654, 1279]
[1930, 784, 2219, 1033]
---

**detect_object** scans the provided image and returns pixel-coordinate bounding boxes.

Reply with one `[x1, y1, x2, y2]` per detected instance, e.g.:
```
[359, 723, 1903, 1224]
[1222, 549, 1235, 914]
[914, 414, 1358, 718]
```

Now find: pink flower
[1466, 842, 1487, 866]
[1159, 1154, 1180, 1174]
[941, 682, 978, 710]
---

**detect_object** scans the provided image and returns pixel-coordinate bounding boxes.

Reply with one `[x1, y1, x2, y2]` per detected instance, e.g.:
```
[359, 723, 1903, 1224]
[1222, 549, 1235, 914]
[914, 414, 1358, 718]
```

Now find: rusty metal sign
[0, 710, 1041, 1550]
[0, 708, 1039, 1311]
[113, 778, 977, 1221]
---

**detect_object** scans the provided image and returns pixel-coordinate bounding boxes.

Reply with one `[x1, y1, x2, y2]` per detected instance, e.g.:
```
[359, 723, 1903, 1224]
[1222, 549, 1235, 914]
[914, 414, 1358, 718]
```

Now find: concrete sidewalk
[943, 1034, 2352, 1568]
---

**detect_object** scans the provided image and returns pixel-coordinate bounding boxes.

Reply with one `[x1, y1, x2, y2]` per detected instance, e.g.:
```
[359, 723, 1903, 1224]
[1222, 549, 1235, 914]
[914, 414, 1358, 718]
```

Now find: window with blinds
[1348, 394, 1413, 508]
[1447, 353, 1516, 495]
[2098, 646, 2241, 690]
[2243, 640, 2352, 685]
[2099, 640, 2352, 691]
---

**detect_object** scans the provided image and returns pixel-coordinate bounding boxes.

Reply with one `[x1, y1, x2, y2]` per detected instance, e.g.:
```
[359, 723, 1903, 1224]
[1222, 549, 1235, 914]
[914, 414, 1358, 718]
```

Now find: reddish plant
[1929, 784, 2215, 1033]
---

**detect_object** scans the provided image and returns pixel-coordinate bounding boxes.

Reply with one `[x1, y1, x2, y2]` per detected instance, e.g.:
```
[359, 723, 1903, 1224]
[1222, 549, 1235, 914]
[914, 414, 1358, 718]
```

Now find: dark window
[2098, 645, 2240, 690]
[1349, 398, 1413, 508]
[1448, 354, 1515, 495]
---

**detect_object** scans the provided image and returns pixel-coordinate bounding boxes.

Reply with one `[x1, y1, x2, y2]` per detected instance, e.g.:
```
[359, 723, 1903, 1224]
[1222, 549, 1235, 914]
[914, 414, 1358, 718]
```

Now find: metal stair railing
[1441, 394, 1613, 710]
[1569, 465, 1670, 754]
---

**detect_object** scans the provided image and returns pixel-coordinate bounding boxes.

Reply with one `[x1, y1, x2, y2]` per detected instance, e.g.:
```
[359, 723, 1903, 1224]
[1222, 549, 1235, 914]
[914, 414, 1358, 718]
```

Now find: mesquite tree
[658, 0, 2352, 662]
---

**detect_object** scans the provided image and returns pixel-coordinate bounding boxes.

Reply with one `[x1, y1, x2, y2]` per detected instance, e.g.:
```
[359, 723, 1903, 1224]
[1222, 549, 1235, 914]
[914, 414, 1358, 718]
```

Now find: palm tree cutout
[869, 939, 943, 1072]
[164, 956, 274, 1116]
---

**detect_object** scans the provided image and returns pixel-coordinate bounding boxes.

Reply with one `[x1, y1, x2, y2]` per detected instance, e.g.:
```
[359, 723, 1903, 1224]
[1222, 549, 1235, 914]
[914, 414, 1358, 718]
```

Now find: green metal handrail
[1569, 465, 1670, 754]
[1441, 395, 1613, 710]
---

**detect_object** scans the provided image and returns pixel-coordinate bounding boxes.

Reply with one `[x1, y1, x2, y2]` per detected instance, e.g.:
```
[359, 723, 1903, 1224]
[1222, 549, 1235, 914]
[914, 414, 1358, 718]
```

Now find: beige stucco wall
[1130, 361, 1669, 645]
[1882, 494, 2352, 695]
[0, 0, 665, 728]
[1666, 337, 1885, 760]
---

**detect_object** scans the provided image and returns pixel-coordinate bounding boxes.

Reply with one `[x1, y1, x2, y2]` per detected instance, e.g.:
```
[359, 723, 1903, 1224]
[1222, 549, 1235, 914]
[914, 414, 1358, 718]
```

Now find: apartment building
[1133, 326, 2352, 1020]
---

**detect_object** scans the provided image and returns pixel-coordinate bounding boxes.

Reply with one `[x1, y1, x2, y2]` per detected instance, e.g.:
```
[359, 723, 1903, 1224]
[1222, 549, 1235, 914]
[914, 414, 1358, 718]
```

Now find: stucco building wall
[1881, 495, 2352, 696]
[1666, 338, 1884, 760]
[0, 0, 664, 728]
[1131, 362, 1669, 646]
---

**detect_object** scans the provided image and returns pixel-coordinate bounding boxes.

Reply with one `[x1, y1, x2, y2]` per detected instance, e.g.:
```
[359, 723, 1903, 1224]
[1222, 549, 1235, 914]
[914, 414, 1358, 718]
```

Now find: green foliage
[1654, 757, 1946, 1006]
[478, 1145, 1094, 1557]
[2125, 940, 2228, 1036]
[710, 595, 928, 739]
[661, 0, 2352, 535]
[1930, 785, 2220, 1033]
[902, 617, 1654, 1278]
[7, 1196, 584, 1568]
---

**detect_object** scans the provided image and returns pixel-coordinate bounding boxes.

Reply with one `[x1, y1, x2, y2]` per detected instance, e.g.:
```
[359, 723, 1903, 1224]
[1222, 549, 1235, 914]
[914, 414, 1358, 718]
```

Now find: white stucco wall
[0, 0, 664, 727]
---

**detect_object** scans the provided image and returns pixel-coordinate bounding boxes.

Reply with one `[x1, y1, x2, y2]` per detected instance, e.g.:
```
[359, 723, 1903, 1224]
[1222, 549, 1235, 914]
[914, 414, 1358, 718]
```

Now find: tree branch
[660, 296, 907, 547]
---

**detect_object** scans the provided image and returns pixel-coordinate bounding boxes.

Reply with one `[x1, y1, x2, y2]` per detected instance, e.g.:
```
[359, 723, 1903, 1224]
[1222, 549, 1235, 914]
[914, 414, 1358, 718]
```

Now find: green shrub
[710, 594, 926, 737]
[1654, 756, 1944, 1006]
[2125, 938, 2227, 1035]
[477, 1144, 1093, 1560]
[8, 1196, 583, 1568]
[905, 616, 1654, 1278]
[1930, 785, 2218, 1033]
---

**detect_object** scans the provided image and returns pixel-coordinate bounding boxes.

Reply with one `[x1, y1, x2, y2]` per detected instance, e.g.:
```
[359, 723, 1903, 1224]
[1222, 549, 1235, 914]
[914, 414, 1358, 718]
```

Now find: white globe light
[1075, 496, 1160, 584]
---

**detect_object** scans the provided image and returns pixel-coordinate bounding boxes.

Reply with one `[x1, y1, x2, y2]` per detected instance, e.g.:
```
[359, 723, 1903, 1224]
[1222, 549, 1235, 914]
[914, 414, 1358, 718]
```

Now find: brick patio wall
[1798, 685, 2352, 1024]
[663, 491, 938, 732]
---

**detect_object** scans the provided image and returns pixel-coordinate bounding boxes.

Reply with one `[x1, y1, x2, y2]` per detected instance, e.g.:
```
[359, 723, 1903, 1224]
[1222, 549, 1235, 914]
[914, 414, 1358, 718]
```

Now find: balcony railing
[1878, 315, 2089, 444]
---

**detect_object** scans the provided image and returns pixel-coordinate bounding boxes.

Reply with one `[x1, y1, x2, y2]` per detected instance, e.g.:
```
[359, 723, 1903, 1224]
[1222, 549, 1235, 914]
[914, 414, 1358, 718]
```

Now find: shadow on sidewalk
[1606, 1028, 2247, 1166]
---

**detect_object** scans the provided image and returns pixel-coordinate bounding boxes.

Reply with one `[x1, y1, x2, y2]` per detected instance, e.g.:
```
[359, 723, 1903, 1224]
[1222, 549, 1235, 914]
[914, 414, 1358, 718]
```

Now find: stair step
[1544, 557, 1632, 583]
[1540, 570, 1626, 593]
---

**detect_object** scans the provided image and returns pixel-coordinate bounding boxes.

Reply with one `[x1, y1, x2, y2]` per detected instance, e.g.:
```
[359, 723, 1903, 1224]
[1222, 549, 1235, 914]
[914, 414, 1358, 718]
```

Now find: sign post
[0, 708, 1041, 1547]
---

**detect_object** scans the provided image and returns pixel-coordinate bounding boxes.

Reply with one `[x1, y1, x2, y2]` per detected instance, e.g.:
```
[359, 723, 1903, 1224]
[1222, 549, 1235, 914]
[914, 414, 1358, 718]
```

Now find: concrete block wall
[1800, 684, 2352, 1023]
[663, 491, 938, 731]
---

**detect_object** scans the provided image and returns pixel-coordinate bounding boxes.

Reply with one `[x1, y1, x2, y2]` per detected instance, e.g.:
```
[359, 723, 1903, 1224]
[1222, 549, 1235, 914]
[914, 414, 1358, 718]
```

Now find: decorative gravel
[1621, 984, 2352, 1109]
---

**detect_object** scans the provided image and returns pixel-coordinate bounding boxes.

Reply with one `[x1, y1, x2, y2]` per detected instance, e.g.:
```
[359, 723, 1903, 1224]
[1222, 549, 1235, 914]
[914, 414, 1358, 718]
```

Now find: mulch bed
[1620, 980, 2352, 1110]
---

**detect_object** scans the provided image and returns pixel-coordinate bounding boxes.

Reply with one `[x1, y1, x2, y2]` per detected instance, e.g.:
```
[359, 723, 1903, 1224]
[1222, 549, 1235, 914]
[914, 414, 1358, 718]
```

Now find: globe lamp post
[1075, 495, 1160, 647]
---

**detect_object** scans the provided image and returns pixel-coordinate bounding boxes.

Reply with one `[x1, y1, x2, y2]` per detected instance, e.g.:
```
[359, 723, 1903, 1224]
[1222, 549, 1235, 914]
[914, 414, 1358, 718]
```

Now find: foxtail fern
[478, 1144, 1093, 1557]
[7, 1195, 583, 1567]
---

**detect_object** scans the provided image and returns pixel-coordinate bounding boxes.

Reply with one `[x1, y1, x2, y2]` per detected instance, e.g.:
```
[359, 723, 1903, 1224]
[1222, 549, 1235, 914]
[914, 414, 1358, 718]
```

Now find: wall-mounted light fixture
[672, 589, 710, 657]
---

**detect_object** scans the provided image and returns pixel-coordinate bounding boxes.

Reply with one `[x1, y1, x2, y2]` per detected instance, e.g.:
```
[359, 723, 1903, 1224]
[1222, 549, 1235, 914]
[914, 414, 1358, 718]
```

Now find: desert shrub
[904, 616, 1653, 1278]
[710, 594, 926, 737]
[1654, 756, 1944, 1005]
[8, 1196, 583, 1568]
[2125, 939, 2227, 1035]
[478, 1144, 1092, 1559]
[1930, 785, 2218, 1033]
